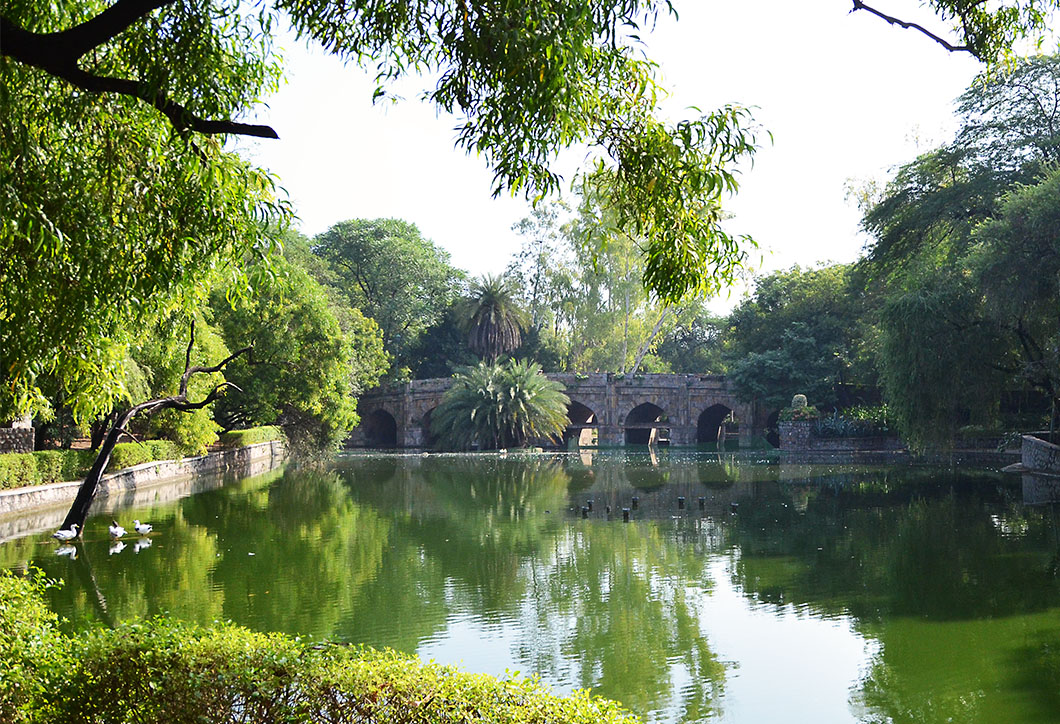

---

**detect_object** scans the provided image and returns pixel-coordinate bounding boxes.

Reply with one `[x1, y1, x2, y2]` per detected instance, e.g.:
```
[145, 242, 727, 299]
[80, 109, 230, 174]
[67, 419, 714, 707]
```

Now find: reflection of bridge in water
[348, 373, 767, 448]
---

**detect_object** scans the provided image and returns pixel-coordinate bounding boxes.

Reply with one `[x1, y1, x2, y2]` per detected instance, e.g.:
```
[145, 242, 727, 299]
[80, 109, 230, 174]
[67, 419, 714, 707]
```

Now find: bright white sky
[245, 1, 981, 309]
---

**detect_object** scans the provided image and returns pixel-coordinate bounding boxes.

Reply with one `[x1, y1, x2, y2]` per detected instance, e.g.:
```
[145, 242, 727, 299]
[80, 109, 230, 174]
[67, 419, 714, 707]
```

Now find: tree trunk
[59, 322, 249, 534]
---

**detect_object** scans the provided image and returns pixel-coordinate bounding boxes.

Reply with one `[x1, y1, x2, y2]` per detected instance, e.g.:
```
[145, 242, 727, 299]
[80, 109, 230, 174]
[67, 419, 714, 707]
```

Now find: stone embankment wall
[1022, 433, 1060, 474]
[0, 440, 286, 534]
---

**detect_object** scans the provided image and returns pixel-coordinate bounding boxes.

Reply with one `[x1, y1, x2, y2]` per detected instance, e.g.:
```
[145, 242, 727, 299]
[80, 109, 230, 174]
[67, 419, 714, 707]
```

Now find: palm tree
[461, 274, 529, 360]
[431, 359, 570, 450]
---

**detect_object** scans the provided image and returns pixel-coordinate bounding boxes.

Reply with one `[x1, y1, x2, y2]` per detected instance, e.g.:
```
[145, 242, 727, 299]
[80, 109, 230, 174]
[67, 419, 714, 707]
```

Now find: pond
[3, 450, 1060, 723]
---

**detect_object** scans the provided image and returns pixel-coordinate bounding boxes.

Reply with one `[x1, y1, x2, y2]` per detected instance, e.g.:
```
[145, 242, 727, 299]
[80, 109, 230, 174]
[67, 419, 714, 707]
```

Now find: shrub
[106, 440, 181, 472]
[431, 359, 570, 450]
[778, 405, 820, 422]
[216, 425, 285, 449]
[0, 454, 36, 490]
[0, 450, 96, 489]
[145, 439, 181, 461]
[812, 407, 893, 438]
[0, 571, 637, 724]
[0, 571, 71, 723]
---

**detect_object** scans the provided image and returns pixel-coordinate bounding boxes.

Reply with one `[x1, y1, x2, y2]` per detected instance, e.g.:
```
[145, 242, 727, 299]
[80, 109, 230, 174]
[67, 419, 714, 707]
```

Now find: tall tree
[726, 264, 879, 411]
[862, 55, 1060, 444]
[211, 254, 388, 453]
[461, 275, 529, 362]
[312, 219, 463, 368]
[0, 12, 285, 423]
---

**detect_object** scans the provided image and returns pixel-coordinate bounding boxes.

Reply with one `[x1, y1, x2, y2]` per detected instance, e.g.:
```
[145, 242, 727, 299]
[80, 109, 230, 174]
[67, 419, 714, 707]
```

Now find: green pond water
[3, 450, 1060, 723]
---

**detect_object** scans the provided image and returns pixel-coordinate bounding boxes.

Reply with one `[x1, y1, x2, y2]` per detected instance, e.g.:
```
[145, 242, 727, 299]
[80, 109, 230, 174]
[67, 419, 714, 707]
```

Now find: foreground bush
[0, 571, 637, 724]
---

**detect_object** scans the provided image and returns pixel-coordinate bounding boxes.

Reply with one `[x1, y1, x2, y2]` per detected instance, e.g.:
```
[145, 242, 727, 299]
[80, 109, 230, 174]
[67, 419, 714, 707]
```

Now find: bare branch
[850, 0, 973, 55]
[180, 345, 253, 393]
[167, 381, 243, 411]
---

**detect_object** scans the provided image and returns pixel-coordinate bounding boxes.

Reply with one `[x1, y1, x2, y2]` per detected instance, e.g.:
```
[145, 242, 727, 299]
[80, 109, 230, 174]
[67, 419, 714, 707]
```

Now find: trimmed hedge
[217, 425, 285, 449]
[0, 450, 96, 490]
[1, 571, 637, 724]
[1, 432, 280, 489]
[106, 440, 181, 472]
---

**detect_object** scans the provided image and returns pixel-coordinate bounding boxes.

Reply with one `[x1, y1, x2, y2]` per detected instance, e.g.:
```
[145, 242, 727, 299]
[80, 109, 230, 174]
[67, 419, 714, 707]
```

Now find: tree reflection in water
[9, 454, 1060, 724]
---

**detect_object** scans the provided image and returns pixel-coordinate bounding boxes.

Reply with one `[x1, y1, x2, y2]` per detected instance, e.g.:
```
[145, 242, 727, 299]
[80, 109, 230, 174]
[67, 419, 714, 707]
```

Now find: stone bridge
[348, 373, 765, 448]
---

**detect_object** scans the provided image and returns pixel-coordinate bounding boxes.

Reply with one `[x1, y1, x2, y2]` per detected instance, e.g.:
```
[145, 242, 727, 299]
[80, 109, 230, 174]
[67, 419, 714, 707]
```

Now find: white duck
[109, 520, 126, 538]
[133, 519, 152, 535]
[52, 523, 79, 541]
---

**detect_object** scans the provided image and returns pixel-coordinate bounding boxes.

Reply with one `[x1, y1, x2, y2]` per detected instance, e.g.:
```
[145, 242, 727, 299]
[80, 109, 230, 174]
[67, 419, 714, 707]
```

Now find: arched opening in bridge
[362, 409, 398, 448]
[697, 404, 734, 447]
[420, 407, 439, 448]
[625, 402, 668, 446]
[566, 400, 598, 447]
[765, 409, 780, 448]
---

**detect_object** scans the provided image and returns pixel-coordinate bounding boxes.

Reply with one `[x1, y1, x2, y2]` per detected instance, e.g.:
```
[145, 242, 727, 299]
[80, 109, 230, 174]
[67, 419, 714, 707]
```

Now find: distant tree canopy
[724, 265, 879, 412]
[312, 218, 463, 372]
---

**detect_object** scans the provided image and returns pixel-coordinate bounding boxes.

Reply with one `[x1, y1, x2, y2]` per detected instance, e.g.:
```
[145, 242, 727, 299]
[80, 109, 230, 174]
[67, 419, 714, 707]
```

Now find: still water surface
[3, 451, 1060, 723]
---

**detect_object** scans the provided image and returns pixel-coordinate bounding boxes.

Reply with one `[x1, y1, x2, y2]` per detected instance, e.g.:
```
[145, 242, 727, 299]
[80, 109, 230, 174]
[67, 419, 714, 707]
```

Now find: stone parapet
[778, 421, 814, 450]
[1022, 433, 1060, 475]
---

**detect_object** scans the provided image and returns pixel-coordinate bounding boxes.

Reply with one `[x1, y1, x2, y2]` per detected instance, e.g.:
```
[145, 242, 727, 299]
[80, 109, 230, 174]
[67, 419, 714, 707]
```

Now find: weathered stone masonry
[349, 373, 766, 448]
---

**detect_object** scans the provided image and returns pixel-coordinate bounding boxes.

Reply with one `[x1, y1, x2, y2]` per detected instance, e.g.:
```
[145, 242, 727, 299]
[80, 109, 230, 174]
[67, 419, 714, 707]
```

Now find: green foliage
[461, 274, 530, 361]
[726, 265, 878, 410]
[212, 253, 387, 454]
[432, 359, 571, 450]
[812, 410, 892, 438]
[0, 454, 36, 490]
[778, 406, 820, 422]
[918, 1, 1060, 64]
[106, 440, 181, 472]
[0, 570, 70, 723]
[0, 1, 287, 424]
[0, 450, 93, 489]
[862, 57, 1060, 444]
[217, 426, 285, 448]
[406, 306, 480, 379]
[312, 218, 464, 367]
[28, 451, 65, 486]
[126, 312, 231, 456]
[0, 571, 637, 724]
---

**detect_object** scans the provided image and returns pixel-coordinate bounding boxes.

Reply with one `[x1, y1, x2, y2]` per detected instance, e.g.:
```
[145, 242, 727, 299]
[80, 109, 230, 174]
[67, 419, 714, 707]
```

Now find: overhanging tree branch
[850, 0, 973, 55]
[0, 1, 279, 139]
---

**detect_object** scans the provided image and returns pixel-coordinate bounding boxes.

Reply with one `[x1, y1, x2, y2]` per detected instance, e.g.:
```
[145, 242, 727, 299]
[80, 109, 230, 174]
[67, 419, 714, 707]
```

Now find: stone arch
[765, 409, 781, 448]
[420, 406, 439, 448]
[697, 403, 733, 446]
[362, 408, 398, 448]
[566, 399, 599, 447]
[624, 402, 668, 446]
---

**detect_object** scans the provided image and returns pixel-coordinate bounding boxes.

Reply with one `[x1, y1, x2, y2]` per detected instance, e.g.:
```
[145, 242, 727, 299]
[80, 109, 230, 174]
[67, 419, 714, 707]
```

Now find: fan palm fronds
[432, 359, 569, 450]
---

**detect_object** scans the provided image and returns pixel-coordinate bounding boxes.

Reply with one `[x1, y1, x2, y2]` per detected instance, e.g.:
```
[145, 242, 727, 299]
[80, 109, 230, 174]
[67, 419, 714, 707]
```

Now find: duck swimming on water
[52, 523, 78, 541]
